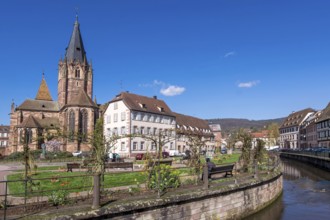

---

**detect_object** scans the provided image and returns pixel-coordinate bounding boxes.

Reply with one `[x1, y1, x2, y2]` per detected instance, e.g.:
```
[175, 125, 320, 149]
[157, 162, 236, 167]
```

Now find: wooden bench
[148, 160, 173, 168]
[67, 163, 81, 172]
[209, 164, 234, 178]
[105, 162, 133, 171]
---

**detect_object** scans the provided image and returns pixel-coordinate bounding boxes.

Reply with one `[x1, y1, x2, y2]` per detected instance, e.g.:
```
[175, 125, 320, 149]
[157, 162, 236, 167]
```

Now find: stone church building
[8, 18, 98, 154]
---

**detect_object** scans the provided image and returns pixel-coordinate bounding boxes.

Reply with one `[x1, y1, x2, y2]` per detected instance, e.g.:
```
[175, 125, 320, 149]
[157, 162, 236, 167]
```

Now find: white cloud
[238, 80, 260, 88]
[140, 80, 186, 96]
[160, 85, 186, 96]
[139, 80, 165, 88]
[224, 51, 236, 58]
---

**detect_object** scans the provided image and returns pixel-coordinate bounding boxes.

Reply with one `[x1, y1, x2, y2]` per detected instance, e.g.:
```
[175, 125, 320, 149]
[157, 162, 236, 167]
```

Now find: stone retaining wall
[49, 173, 283, 220]
[280, 152, 330, 171]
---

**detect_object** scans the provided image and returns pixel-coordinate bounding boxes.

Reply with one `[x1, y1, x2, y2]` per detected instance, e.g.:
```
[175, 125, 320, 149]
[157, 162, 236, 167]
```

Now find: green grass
[213, 153, 241, 165]
[13, 166, 64, 172]
[7, 171, 147, 196]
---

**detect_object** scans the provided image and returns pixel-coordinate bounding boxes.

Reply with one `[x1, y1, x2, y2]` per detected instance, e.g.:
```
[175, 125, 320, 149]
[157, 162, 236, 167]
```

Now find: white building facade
[103, 92, 176, 157]
[279, 108, 315, 149]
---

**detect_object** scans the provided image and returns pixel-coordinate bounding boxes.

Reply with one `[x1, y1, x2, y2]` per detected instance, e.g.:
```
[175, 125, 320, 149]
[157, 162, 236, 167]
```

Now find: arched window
[26, 129, 33, 144]
[80, 109, 88, 142]
[75, 68, 80, 78]
[68, 110, 75, 142]
[19, 129, 24, 144]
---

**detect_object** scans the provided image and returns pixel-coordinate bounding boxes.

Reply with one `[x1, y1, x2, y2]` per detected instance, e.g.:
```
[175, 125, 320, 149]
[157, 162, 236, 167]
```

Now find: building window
[147, 127, 151, 135]
[121, 142, 126, 151]
[121, 112, 126, 121]
[140, 127, 145, 135]
[106, 128, 111, 137]
[75, 68, 80, 78]
[113, 113, 118, 123]
[121, 126, 126, 135]
[133, 126, 138, 134]
[19, 129, 24, 144]
[136, 113, 141, 121]
[133, 142, 137, 150]
[114, 102, 118, 110]
[68, 110, 75, 142]
[143, 114, 148, 121]
[113, 127, 118, 136]
[106, 115, 111, 124]
[149, 115, 154, 122]
[140, 141, 145, 150]
[151, 142, 156, 150]
[170, 142, 174, 150]
[80, 109, 88, 142]
[26, 129, 33, 144]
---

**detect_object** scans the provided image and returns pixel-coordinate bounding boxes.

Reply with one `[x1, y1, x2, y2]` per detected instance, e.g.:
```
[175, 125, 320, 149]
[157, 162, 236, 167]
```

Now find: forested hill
[207, 118, 285, 133]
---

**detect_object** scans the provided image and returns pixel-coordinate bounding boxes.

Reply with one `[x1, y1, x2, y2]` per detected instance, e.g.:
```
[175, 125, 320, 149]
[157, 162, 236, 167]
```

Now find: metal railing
[0, 155, 280, 219]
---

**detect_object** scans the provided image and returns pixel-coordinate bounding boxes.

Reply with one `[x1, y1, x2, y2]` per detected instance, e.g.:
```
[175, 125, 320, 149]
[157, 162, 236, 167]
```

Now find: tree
[127, 129, 177, 197]
[267, 123, 280, 146]
[234, 129, 253, 172]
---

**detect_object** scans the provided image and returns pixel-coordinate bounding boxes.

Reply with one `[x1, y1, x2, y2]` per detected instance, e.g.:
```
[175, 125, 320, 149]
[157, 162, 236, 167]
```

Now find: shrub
[147, 164, 180, 194]
[48, 190, 69, 206]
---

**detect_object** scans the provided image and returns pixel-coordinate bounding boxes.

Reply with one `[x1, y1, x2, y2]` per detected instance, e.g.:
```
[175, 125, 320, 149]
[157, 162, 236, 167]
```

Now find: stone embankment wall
[280, 152, 330, 171]
[51, 173, 282, 220]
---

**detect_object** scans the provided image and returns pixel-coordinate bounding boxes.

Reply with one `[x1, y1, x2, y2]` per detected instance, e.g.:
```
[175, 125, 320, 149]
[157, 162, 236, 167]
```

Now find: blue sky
[1, 0, 330, 125]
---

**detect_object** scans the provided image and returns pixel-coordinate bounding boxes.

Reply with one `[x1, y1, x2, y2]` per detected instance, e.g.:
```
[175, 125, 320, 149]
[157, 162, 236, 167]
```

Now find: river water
[245, 159, 330, 220]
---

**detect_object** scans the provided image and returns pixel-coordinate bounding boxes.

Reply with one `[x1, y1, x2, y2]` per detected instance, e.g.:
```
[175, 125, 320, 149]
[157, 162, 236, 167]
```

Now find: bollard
[203, 165, 209, 189]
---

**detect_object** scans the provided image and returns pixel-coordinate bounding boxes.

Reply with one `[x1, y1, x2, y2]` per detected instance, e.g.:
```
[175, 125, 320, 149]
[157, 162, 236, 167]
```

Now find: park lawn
[213, 153, 241, 165]
[7, 171, 147, 196]
[13, 166, 64, 172]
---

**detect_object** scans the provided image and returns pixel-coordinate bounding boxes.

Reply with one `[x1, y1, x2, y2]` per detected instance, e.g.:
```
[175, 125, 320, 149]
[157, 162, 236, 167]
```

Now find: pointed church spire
[36, 73, 53, 101]
[65, 16, 87, 63]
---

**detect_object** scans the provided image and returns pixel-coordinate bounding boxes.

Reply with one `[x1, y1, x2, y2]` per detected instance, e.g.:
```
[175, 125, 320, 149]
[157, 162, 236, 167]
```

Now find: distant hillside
[207, 118, 285, 134]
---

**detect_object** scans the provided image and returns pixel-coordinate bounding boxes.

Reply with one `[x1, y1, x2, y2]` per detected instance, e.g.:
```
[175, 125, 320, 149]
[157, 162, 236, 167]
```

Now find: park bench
[148, 160, 173, 168]
[66, 163, 81, 172]
[209, 164, 234, 178]
[105, 162, 134, 171]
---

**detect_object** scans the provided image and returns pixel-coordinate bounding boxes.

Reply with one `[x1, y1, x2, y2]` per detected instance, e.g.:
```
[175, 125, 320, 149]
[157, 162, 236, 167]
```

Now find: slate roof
[174, 112, 213, 137]
[66, 89, 97, 108]
[17, 115, 41, 128]
[280, 108, 315, 129]
[316, 102, 330, 123]
[35, 77, 53, 101]
[251, 130, 269, 139]
[0, 126, 9, 133]
[16, 99, 59, 112]
[109, 92, 175, 117]
[65, 18, 87, 63]
[17, 116, 59, 129]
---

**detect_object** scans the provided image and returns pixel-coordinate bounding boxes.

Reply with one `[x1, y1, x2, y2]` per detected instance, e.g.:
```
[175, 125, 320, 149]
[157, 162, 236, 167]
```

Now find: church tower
[58, 17, 98, 152]
[58, 17, 93, 107]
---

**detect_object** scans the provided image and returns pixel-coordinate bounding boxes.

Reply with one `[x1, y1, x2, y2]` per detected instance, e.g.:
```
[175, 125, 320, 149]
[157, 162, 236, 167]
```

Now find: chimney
[153, 96, 157, 99]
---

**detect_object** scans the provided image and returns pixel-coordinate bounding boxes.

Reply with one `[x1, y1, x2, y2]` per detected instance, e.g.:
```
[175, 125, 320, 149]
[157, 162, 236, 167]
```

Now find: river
[245, 159, 330, 220]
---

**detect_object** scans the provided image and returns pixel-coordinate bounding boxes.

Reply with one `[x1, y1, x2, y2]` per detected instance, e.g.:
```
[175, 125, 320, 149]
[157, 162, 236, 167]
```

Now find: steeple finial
[75, 7, 79, 23]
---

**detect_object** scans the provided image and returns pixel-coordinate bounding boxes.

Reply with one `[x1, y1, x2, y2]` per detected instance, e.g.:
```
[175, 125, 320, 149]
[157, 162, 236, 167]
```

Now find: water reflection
[245, 159, 330, 220]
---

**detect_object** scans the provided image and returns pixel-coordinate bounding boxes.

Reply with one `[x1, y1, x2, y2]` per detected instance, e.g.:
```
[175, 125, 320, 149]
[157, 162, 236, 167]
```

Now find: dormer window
[75, 68, 80, 78]
[139, 103, 147, 109]
[157, 106, 165, 112]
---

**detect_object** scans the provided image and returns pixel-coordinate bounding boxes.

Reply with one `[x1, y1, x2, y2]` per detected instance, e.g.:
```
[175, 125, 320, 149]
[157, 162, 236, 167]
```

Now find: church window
[26, 129, 33, 144]
[19, 129, 24, 144]
[75, 68, 80, 78]
[80, 109, 88, 142]
[68, 110, 75, 142]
